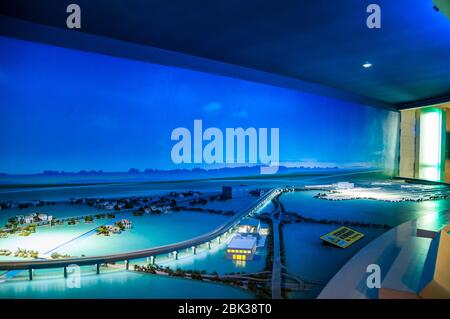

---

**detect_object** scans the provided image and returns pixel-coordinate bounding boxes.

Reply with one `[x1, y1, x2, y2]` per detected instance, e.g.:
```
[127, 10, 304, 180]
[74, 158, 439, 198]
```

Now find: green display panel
[419, 108, 446, 182]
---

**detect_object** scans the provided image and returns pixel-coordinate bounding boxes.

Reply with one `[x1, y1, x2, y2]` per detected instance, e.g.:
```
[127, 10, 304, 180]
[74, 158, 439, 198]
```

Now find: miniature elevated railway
[0, 188, 283, 279]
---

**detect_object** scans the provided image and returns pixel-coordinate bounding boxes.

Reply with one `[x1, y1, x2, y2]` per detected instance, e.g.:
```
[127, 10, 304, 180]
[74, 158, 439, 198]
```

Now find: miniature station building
[226, 235, 257, 261]
[226, 218, 267, 261]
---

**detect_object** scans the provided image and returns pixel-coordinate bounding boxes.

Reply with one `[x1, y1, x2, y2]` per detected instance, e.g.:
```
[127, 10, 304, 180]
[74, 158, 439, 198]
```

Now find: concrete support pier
[125, 260, 129, 270]
[145, 256, 156, 265]
[192, 246, 197, 255]
[64, 266, 67, 278]
[29, 269, 33, 280]
[173, 251, 178, 260]
[96, 263, 100, 275]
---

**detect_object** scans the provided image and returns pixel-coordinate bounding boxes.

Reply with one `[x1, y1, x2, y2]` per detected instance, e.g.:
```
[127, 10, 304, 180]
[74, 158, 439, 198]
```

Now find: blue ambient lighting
[0, 36, 398, 174]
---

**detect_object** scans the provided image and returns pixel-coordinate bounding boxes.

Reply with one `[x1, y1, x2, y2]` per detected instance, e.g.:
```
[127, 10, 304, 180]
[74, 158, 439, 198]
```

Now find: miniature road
[271, 196, 283, 299]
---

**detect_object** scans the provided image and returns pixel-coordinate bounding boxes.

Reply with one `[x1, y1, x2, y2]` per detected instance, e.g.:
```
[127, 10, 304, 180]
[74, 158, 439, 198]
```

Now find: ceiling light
[362, 62, 373, 69]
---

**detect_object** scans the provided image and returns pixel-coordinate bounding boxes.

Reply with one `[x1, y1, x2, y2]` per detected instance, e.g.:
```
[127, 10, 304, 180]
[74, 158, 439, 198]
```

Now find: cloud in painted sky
[203, 101, 222, 112]
[232, 108, 249, 118]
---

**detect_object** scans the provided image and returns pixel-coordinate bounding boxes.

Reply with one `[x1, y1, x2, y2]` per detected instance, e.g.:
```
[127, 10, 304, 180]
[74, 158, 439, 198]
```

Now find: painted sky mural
[0, 36, 399, 175]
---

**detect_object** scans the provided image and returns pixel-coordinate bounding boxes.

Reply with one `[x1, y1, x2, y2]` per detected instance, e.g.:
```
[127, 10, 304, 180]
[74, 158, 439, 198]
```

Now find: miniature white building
[24, 215, 34, 224]
[226, 235, 257, 261]
[237, 218, 260, 235]
[19, 213, 53, 224]
[335, 182, 355, 189]
[105, 203, 115, 210]
[107, 225, 121, 234]
[259, 226, 269, 236]
[121, 219, 133, 229]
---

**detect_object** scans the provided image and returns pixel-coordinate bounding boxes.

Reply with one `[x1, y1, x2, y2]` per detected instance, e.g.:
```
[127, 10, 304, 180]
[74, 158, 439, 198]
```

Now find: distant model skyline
[1, 164, 347, 176]
[0, 36, 398, 175]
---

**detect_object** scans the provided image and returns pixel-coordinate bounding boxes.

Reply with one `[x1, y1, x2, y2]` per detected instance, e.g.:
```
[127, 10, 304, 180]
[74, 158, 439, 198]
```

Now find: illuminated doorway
[419, 108, 445, 181]
[399, 103, 448, 183]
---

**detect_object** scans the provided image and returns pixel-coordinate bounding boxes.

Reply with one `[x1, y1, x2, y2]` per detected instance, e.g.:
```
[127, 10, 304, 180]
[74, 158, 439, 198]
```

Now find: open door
[399, 103, 448, 183]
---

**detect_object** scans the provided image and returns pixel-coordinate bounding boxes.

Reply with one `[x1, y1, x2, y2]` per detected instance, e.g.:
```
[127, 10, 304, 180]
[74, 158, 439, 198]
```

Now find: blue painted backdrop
[0, 36, 399, 175]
